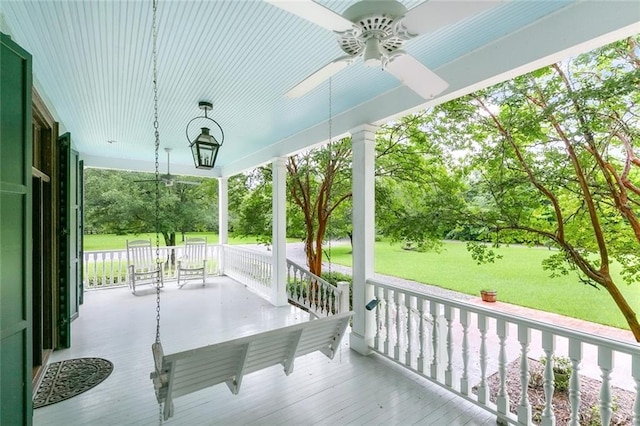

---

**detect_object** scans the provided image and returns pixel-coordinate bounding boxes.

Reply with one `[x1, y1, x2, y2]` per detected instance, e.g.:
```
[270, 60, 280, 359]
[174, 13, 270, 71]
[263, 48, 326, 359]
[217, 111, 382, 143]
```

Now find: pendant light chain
[152, 0, 162, 346]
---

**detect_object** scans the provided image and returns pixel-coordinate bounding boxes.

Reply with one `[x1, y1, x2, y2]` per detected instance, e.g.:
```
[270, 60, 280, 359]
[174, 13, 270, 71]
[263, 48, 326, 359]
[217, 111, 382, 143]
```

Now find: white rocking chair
[126, 239, 164, 294]
[176, 237, 207, 288]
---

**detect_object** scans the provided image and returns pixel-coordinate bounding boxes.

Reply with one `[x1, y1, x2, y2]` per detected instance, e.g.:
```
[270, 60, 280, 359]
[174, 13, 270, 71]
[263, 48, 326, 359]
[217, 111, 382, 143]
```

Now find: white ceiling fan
[135, 148, 200, 187]
[266, 0, 503, 99]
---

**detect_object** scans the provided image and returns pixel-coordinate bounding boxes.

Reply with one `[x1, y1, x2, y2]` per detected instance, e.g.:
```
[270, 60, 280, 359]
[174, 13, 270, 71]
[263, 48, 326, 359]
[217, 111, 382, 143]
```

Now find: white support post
[337, 281, 350, 314]
[218, 177, 228, 275]
[349, 124, 377, 355]
[271, 157, 289, 306]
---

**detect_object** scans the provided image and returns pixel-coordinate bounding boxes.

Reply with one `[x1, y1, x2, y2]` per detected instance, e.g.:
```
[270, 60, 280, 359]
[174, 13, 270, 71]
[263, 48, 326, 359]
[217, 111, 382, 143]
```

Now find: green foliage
[586, 397, 619, 426]
[539, 356, 572, 392]
[413, 36, 640, 336]
[320, 271, 351, 286]
[84, 168, 217, 246]
[466, 241, 503, 265]
[375, 112, 469, 250]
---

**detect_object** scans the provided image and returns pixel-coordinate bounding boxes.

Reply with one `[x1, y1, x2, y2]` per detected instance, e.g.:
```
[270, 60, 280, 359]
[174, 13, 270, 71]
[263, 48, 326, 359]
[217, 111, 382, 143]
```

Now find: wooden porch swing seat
[150, 311, 354, 420]
[126, 239, 164, 295]
[177, 237, 207, 288]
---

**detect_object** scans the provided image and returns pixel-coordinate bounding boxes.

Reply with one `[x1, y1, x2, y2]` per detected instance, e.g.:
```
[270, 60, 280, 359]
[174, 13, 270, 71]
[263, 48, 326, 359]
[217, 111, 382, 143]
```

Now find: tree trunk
[602, 275, 640, 341]
[162, 232, 176, 268]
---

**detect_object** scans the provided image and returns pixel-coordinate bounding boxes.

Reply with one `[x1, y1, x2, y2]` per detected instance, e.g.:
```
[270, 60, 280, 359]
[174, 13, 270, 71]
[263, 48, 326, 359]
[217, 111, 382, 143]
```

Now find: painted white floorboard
[34, 278, 496, 425]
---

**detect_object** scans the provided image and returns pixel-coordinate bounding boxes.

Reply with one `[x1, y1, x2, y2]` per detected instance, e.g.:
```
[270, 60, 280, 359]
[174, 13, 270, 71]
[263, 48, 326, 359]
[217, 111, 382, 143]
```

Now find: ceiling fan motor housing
[337, 0, 412, 62]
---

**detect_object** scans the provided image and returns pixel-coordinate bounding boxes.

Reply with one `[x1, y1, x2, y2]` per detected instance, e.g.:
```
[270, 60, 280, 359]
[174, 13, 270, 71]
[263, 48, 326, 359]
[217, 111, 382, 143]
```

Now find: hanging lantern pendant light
[186, 101, 225, 170]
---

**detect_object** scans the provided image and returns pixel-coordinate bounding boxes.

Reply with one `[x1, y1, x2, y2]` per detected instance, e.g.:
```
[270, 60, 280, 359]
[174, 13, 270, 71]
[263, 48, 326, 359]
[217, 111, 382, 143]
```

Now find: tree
[84, 168, 216, 250]
[431, 36, 640, 340]
[230, 113, 467, 277]
[287, 138, 353, 275]
[375, 112, 469, 251]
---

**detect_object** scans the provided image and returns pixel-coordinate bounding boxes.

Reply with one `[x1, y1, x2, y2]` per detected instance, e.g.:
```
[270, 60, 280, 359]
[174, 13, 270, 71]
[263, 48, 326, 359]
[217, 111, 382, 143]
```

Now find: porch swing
[146, 1, 352, 421]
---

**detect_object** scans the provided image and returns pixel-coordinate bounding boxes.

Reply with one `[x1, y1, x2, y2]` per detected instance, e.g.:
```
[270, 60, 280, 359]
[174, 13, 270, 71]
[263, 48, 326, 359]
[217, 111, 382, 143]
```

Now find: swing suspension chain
[327, 77, 332, 277]
[151, 1, 164, 423]
[152, 0, 161, 346]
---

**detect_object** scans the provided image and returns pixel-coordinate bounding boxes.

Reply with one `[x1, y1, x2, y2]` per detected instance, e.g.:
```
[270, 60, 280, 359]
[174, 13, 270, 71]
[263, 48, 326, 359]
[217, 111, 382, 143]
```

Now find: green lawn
[83, 233, 284, 251]
[329, 240, 638, 331]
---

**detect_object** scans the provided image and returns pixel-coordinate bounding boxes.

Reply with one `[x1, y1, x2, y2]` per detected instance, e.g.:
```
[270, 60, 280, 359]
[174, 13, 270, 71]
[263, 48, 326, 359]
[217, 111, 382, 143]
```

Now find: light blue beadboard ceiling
[2, 0, 639, 177]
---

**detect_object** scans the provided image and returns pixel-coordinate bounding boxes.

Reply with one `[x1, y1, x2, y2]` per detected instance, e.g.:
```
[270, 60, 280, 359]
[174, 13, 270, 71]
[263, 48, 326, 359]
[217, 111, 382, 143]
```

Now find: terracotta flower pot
[480, 290, 497, 302]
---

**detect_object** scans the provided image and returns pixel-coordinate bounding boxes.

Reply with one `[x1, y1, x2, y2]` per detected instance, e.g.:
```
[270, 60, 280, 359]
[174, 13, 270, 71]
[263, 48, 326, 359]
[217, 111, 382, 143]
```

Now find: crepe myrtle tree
[431, 36, 640, 340]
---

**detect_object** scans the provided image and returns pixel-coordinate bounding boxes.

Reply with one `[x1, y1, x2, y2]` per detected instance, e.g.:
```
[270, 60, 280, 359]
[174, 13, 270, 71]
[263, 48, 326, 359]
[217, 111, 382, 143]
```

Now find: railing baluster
[417, 297, 426, 374]
[541, 331, 556, 426]
[568, 338, 582, 426]
[373, 285, 381, 351]
[517, 324, 532, 424]
[496, 318, 510, 422]
[394, 290, 402, 361]
[384, 287, 391, 356]
[430, 301, 440, 380]
[598, 346, 614, 425]
[100, 252, 107, 287]
[444, 305, 455, 388]
[405, 295, 414, 367]
[91, 252, 98, 288]
[633, 354, 640, 425]
[460, 308, 470, 395]
[477, 314, 489, 404]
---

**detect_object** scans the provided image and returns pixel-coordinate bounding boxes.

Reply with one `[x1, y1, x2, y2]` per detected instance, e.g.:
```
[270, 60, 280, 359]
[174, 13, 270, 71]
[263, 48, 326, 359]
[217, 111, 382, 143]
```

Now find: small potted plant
[480, 289, 497, 302]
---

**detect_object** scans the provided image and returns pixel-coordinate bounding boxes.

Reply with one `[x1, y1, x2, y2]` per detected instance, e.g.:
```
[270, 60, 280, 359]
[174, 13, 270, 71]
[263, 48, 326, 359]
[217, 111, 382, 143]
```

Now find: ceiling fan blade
[286, 56, 353, 98]
[401, 0, 504, 36]
[264, 0, 354, 33]
[385, 54, 449, 100]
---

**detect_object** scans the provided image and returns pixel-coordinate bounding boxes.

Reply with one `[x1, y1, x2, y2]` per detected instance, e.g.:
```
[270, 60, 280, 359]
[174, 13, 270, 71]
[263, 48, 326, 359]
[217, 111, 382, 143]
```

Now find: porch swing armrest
[150, 342, 170, 404]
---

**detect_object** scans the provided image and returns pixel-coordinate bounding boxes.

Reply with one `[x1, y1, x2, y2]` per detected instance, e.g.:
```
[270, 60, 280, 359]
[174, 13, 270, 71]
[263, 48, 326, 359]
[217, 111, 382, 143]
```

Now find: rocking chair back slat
[126, 239, 163, 294]
[177, 237, 207, 288]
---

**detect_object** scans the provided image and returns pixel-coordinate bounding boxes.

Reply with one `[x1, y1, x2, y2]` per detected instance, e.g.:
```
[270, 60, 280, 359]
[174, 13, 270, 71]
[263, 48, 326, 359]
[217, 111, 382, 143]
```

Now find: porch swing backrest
[150, 311, 353, 420]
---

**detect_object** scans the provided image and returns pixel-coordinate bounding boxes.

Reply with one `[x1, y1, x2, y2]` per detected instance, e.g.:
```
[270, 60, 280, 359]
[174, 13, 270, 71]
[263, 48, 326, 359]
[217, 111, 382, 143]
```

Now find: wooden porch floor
[34, 277, 496, 425]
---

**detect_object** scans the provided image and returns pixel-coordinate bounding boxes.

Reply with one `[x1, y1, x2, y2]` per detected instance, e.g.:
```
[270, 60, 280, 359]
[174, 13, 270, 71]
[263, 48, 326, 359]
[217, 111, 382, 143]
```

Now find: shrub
[538, 355, 573, 393]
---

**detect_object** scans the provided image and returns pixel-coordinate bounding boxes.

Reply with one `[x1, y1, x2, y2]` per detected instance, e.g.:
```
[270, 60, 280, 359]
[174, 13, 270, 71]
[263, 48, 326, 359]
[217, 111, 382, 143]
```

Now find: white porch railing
[219, 245, 349, 316]
[367, 278, 640, 425]
[221, 245, 273, 300]
[83, 244, 221, 289]
[286, 259, 349, 316]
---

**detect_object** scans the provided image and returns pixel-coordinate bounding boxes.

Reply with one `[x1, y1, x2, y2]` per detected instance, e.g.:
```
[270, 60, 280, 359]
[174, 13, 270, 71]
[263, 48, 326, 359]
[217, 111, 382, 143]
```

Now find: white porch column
[218, 177, 228, 274]
[349, 124, 377, 355]
[218, 177, 228, 244]
[271, 157, 289, 306]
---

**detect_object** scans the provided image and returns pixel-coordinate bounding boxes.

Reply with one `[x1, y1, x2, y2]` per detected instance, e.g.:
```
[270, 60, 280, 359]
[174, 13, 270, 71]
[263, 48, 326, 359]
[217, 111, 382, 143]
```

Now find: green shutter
[57, 133, 71, 348]
[0, 32, 33, 425]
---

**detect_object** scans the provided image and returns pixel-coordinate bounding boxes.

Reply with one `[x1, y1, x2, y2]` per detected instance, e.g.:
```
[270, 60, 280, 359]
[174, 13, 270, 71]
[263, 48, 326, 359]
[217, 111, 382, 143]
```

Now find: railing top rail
[223, 244, 273, 260]
[85, 243, 221, 255]
[286, 259, 337, 291]
[368, 278, 640, 355]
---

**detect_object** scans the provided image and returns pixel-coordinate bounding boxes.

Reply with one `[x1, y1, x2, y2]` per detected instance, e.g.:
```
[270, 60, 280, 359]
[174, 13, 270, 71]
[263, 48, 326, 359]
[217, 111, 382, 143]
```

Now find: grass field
[329, 240, 638, 331]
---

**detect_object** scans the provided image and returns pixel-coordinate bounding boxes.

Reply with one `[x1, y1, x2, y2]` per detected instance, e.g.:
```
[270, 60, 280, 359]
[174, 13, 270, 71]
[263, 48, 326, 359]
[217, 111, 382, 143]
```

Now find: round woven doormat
[33, 357, 113, 408]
